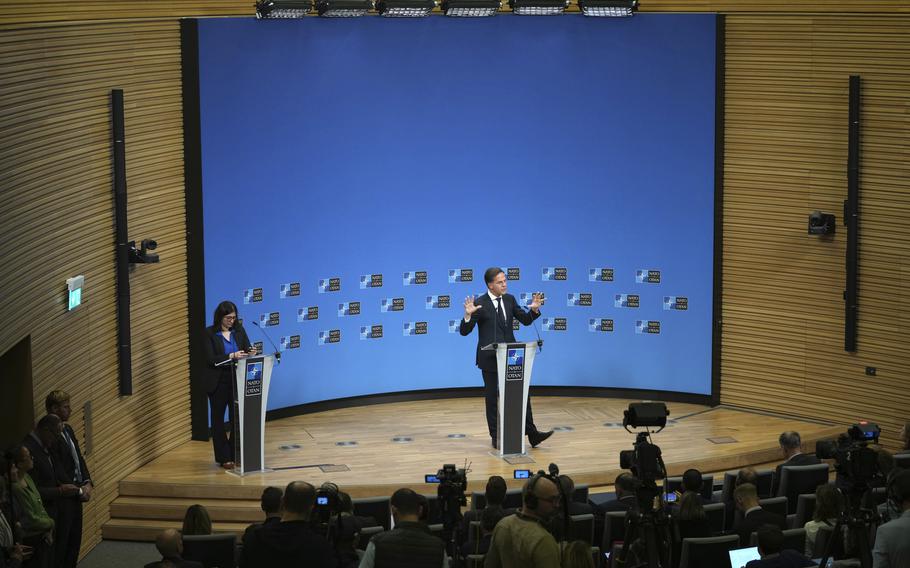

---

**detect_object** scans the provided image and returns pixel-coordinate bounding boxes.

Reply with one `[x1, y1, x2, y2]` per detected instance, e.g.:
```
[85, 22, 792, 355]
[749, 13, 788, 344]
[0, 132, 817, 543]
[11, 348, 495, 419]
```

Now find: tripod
[818, 484, 881, 568]
[616, 481, 671, 568]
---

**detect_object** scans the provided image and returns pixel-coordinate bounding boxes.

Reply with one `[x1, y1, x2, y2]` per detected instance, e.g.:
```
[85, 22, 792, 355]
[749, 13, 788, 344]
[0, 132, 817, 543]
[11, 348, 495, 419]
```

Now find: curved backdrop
[196, 15, 719, 410]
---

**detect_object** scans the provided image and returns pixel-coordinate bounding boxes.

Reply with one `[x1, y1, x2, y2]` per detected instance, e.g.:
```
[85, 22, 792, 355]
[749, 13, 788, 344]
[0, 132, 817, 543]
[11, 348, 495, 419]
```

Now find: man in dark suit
[745, 525, 815, 568]
[460, 267, 552, 449]
[731, 483, 787, 546]
[45, 390, 92, 568]
[143, 529, 204, 568]
[770, 431, 821, 496]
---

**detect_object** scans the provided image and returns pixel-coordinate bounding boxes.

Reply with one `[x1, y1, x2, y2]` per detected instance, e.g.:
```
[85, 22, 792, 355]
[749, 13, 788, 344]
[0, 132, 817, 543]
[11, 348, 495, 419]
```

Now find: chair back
[357, 525, 383, 550]
[812, 523, 846, 559]
[893, 453, 910, 469]
[601, 511, 628, 552]
[777, 464, 830, 511]
[573, 484, 590, 504]
[473, 488, 522, 511]
[678, 534, 739, 568]
[465, 554, 485, 568]
[468, 520, 482, 554]
[755, 469, 774, 498]
[664, 475, 715, 501]
[703, 502, 726, 535]
[569, 513, 595, 545]
[758, 496, 789, 517]
[420, 493, 443, 525]
[792, 493, 817, 528]
[748, 527, 805, 553]
[353, 496, 392, 530]
[182, 533, 237, 568]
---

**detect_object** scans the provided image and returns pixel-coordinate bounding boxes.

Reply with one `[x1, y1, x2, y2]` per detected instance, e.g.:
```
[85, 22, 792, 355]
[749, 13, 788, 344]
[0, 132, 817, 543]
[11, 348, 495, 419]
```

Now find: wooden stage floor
[124, 397, 841, 498]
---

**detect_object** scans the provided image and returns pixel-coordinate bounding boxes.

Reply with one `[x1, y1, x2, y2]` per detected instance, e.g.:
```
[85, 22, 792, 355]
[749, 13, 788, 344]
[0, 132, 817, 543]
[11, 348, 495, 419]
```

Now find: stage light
[442, 0, 501, 16]
[377, 0, 437, 16]
[808, 211, 836, 235]
[255, 0, 312, 18]
[315, 0, 374, 16]
[509, 0, 569, 15]
[622, 402, 669, 431]
[577, 0, 637, 17]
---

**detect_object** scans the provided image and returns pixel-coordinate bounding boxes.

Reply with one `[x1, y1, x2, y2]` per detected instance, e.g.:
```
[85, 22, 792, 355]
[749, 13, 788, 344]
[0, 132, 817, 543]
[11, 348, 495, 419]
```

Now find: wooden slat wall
[0, 20, 190, 555]
[721, 15, 910, 449]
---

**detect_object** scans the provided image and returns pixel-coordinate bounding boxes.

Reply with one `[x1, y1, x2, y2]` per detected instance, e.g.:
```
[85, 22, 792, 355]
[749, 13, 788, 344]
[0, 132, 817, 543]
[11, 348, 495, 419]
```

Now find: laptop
[729, 546, 762, 568]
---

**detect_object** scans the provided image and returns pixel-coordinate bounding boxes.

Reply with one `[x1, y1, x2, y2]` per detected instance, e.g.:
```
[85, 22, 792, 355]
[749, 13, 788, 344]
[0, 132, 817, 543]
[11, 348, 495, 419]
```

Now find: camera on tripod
[816, 422, 882, 488]
[426, 463, 468, 531]
[619, 402, 670, 483]
[314, 483, 342, 525]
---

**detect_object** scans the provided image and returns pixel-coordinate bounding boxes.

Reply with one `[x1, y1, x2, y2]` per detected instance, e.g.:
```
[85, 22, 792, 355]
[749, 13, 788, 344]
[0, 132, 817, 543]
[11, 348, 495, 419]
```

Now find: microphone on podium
[249, 320, 282, 363]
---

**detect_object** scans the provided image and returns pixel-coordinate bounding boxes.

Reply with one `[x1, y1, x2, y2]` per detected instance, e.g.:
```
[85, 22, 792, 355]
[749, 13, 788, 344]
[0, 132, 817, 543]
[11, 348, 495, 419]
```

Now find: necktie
[495, 297, 505, 323]
[63, 428, 84, 483]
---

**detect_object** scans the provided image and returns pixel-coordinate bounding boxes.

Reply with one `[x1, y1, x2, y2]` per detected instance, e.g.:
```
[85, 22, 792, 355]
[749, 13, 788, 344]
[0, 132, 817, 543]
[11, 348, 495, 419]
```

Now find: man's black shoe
[528, 430, 554, 448]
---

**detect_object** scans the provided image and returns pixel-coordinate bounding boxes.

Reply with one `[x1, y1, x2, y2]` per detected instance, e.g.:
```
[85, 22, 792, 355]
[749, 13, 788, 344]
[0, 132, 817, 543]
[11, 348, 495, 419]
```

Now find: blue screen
[197, 15, 717, 410]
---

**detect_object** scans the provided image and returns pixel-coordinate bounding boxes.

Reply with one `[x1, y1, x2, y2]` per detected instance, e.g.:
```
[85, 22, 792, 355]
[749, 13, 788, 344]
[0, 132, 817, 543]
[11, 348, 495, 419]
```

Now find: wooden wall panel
[721, 15, 910, 450]
[0, 20, 190, 556]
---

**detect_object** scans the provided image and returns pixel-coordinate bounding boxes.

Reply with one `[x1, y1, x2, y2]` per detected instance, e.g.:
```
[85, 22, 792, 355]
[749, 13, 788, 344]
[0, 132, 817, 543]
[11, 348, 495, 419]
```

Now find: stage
[103, 396, 841, 540]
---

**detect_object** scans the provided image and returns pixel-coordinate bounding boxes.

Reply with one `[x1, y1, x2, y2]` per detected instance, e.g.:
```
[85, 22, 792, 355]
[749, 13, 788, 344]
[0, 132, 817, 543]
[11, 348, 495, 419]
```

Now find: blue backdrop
[197, 15, 718, 410]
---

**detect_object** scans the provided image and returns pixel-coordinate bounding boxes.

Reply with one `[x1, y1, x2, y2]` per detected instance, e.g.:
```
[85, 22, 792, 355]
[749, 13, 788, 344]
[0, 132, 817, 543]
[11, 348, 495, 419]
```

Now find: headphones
[524, 470, 560, 510]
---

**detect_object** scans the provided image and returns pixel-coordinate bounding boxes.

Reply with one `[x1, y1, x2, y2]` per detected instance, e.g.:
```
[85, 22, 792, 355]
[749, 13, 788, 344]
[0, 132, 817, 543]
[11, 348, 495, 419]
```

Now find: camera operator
[871, 469, 910, 568]
[358, 488, 446, 568]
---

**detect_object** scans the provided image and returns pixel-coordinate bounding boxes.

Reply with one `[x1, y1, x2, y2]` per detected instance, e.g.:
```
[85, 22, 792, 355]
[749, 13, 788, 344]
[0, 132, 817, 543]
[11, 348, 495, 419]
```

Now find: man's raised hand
[464, 295, 482, 319]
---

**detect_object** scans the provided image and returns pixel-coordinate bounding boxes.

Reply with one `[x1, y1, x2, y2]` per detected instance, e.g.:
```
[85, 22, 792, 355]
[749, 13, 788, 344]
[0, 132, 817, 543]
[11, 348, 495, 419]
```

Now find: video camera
[816, 422, 882, 490]
[619, 402, 669, 483]
[314, 483, 342, 525]
[427, 463, 468, 531]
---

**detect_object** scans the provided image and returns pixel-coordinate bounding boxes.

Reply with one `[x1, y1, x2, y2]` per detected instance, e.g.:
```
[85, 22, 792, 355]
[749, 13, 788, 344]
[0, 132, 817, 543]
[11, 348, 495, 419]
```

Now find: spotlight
[622, 402, 669, 432]
[316, 0, 373, 16]
[577, 0, 637, 17]
[255, 0, 313, 18]
[509, 0, 568, 15]
[441, 0, 501, 16]
[377, 0, 436, 16]
[808, 211, 836, 235]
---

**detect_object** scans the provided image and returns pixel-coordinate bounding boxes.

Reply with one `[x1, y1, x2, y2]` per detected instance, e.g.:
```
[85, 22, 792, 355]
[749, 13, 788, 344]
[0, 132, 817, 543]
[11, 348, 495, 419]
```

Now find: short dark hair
[390, 488, 422, 516]
[212, 300, 239, 328]
[283, 481, 316, 516]
[756, 525, 784, 555]
[682, 469, 702, 493]
[45, 390, 70, 412]
[261, 486, 282, 515]
[735, 467, 758, 488]
[615, 473, 638, 495]
[481, 506, 504, 532]
[485, 475, 507, 506]
[779, 431, 801, 451]
[36, 413, 61, 433]
[483, 267, 504, 285]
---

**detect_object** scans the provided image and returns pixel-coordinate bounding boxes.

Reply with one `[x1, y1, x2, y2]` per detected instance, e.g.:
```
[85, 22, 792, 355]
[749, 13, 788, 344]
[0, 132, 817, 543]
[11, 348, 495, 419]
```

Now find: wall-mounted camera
[808, 211, 836, 235]
[128, 239, 159, 263]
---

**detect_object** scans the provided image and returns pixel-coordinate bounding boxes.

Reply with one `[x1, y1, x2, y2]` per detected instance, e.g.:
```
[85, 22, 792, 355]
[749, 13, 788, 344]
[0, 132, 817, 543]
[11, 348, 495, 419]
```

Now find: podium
[229, 354, 276, 475]
[481, 341, 541, 457]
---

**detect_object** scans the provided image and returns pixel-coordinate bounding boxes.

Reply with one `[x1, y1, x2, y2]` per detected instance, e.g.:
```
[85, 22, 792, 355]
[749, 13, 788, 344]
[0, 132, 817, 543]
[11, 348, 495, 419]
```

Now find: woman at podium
[202, 300, 256, 468]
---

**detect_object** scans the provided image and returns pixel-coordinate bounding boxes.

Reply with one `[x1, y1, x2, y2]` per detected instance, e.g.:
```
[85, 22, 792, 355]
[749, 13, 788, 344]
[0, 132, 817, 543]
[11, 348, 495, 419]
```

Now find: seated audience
[549, 474, 595, 542]
[681, 468, 704, 500]
[803, 483, 842, 556]
[143, 528, 203, 568]
[871, 469, 910, 568]
[596, 473, 639, 514]
[359, 488, 445, 568]
[560, 540, 594, 568]
[181, 504, 212, 536]
[771, 431, 821, 496]
[745, 525, 814, 568]
[485, 474, 561, 567]
[333, 491, 364, 568]
[675, 491, 710, 540]
[731, 483, 786, 546]
[242, 487, 283, 561]
[241, 481, 336, 568]
[460, 505, 503, 557]
[8, 444, 54, 568]
[462, 475, 508, 537]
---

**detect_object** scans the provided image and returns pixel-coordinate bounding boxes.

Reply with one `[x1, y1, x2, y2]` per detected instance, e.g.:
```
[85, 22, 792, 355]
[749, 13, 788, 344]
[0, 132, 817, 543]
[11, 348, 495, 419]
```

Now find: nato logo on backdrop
[243, 288, 263, 304]
[260, 312, 280, 327]
[448, 269, 473, 283]
[507, 267, 521, 281]
[589, 268, 614, 282]
[636, 320, 661, 334]
[542, 267, 568, 281]
[635, 269, 661, 284]
[663, 296, 689, 310]
[319, 277, 341, 293]
[567, 293, 593, 307]
[615, 294, 640, 308]
[542, 317, 567, 331]
[338, 301, 361, 317]
[279, 335, 301, 351]
[448, 320, 461, 334]
[519, 292, 546, 308]
[381, 297, 405, 312]
[360, 325, 383, 340]
[403, 270, 428, 285]
[279, 282, 300, 299]
[318, 329, 341, 345]
[588, 318, 614, 333]
[360, 274, 383, 289]
[426, 295, 451, 309]
[403, 321, 428, 336]
[297, 306, 319, 321]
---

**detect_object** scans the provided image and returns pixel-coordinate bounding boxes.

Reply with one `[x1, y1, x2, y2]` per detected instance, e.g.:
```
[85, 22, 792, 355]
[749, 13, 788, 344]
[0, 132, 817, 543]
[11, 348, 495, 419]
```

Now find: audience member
[45, 390, 92, 568]
[181, 504, 212, 536]
[461, 504, 504, 557]
[771, 431, 821, 496]
[871, 469, 910, 568]
[681, 468, 704, 498]
[803, 484, 842, 556]
[745, 525, 814, 568]
[333, 491, 364, 568]
[8, 444, 55, 568]
[549, 474, 595, 542]
[737, 467, 759, 488]
[241, 481, 336, 568]
[143, 528, 203, 568]
[597, 473, 638, 514]
[359, 487, 445, 568]
[675, 491, 710, 540]
[731, 483, 786, 546]
[461, 475, 508, 540]
[560, 540, 594, 568]
[484, 474, 561, 567]
[1, 453, 29, 568]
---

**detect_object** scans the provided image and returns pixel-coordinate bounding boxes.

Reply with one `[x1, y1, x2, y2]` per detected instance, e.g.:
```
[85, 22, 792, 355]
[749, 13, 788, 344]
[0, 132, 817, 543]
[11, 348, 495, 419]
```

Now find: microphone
[548, 462, 560, 477]
[250, 320, 282, 363]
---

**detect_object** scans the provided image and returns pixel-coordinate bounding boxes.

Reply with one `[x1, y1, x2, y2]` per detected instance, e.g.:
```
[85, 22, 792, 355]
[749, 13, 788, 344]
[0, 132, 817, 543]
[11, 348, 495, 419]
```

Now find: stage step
[102, 518, 250, 542]
[110, 496, 263, 523]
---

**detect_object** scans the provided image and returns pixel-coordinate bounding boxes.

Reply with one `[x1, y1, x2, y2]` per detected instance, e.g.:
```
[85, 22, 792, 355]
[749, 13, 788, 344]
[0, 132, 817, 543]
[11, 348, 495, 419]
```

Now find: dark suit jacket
[21, 434, 69, 519]
[459, 293, 540, 371]
[56, 423, 90, 485]
[201, 324, 253, 394]
[744, 549, 816, 568]
[771, 453, 821, 496]
[732, 507, 787, 546]
[596, 495, 638, 515]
